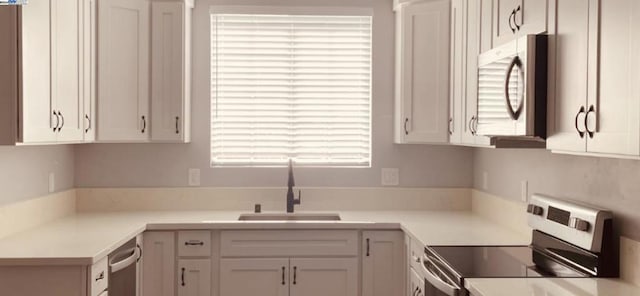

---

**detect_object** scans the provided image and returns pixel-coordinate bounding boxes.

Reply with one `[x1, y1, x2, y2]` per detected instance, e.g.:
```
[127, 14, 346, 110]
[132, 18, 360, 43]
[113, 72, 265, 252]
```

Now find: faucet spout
[286, 160, 301, 213]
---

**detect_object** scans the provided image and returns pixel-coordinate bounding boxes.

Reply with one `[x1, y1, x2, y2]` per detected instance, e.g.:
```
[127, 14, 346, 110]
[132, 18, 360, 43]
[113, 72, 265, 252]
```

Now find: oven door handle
[421, 255, 461, 296]
[109, 247, 140, 273]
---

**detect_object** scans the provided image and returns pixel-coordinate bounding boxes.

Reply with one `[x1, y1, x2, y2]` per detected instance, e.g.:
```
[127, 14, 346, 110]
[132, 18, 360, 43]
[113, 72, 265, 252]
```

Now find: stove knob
[569, 217, 590, 231]
[527, 204, 544, 216]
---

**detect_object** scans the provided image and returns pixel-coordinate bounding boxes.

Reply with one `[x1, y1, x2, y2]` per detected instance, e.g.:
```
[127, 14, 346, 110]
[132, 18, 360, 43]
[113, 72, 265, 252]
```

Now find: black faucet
[286, 159, 301, 213]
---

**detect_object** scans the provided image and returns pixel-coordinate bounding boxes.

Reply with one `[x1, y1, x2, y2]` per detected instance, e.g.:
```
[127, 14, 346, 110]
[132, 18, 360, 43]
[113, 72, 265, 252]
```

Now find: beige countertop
[466, 278, 640, 296]
[0, 210, 530, 266]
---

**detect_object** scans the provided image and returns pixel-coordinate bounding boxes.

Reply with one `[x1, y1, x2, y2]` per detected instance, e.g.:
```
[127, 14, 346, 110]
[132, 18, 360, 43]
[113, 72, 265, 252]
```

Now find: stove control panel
[527, 194, 612, 253]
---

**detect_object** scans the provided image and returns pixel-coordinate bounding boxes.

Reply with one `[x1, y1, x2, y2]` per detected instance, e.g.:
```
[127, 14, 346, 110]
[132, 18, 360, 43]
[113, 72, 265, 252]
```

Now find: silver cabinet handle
[585, 105, 596, 138]
[141, 116, 146, 133]
[181, 267, 186, 286]
[175, 116, 180, 134]
[404, 118, 409, 135]
[184, 240, 204, 246]
[574, 106, 586, 138]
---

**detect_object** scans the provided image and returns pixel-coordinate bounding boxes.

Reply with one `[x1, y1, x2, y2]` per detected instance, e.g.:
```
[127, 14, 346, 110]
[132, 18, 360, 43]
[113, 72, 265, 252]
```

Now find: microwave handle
[504, 56, 525, 120]
[421, 255, 461, 296]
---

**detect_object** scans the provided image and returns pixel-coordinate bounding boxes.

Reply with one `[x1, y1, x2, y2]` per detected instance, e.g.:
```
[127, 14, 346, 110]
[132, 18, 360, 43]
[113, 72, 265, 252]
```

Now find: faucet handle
[295, 190, 302, 205]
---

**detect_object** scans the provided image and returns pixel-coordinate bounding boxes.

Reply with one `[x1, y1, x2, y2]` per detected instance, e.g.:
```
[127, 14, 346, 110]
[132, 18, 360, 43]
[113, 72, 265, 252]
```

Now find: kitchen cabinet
[151, 1, 192, 142]
[289, 258, 358, 296]
[82, 0, 97, 141]
[97, 0, 150, 142]
[178, 259, 212, 296]
[362, 231, 405, 296]
[394, 0, 451, 144]
[449, 0, 492, 147]
[142, 232, 175, 296]
[220, 258, 289, 296]
[98, 0, 192, 143]
[409, 268, 425, 296]
[0, 0, 94, 144]
[548, 0, 640, 158]
[492, 0, 548, 47]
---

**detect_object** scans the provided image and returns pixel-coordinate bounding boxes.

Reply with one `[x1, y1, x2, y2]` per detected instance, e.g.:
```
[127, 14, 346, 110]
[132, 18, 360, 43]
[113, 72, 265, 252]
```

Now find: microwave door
[477, 54, 519, 136]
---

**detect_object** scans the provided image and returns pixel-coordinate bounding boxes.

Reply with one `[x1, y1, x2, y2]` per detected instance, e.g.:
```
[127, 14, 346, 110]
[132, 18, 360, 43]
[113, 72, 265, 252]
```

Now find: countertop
[466, 278, 640, 296]
[0, 210, 530, 266]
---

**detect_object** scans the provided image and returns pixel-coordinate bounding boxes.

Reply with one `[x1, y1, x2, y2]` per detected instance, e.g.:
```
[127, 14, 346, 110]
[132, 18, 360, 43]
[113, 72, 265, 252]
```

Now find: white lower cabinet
[219, 258, 290, 296]
[362, 231, 406, 296]
[289, 258, 358, 296]
[409, 268, 425, 296]
[142, 232, 176, 296]
[178, 259, 212, 296]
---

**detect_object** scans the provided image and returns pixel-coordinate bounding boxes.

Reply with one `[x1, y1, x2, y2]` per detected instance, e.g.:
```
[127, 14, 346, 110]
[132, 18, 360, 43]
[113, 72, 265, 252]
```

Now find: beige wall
[0, 145, 74, 206]
[74, 0, 474, 188]
[473, 148, 640, 241]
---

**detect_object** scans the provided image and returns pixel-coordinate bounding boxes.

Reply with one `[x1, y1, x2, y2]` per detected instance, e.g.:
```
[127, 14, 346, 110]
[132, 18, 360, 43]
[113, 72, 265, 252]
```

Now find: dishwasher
[108, 236, 142, 296]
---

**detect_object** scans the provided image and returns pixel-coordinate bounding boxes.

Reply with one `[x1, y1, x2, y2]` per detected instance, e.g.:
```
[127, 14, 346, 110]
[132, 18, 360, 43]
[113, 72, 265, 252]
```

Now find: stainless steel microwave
[476, 35, 548, 143]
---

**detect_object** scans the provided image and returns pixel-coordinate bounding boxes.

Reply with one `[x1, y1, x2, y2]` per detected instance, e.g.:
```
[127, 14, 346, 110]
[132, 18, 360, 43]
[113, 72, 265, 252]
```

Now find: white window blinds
[210, 12, 372, 167]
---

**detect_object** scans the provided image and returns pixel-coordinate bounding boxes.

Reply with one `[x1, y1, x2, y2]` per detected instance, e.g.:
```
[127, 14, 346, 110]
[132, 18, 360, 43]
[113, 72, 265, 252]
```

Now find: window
[210, 10, 372, 167]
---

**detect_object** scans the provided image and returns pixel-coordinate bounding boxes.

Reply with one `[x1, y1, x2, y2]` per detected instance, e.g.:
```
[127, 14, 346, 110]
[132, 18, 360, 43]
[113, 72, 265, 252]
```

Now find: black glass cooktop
[427, 245, 588, 279]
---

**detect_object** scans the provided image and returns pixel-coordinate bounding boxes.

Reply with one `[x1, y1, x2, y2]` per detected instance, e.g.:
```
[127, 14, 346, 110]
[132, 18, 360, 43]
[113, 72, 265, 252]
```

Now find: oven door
[108, 236, 142, 296]
[421, 254, 463, 296]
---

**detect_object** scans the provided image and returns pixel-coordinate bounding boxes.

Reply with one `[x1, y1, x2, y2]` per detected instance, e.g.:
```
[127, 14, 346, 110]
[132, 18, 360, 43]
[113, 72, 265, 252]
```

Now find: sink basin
[238, 213, 341, 221]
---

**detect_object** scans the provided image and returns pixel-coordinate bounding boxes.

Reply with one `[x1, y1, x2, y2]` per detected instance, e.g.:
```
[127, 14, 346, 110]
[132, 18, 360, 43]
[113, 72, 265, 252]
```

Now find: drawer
[409, 236, 424, 271]
[220, 230, 358, 257]
[178, 231, 212, 257]
[90, 257, 108, 296]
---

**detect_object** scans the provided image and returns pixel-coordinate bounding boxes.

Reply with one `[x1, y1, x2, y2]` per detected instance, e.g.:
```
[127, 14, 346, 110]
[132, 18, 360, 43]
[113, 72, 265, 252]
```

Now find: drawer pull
[95, 271, 105, 282]
[181, 267, 186, 286]
[366, 238, 370, 257]
[281, 266, 286, 285]
[185, 240, 204, 246]
[293, 266, 297, 285]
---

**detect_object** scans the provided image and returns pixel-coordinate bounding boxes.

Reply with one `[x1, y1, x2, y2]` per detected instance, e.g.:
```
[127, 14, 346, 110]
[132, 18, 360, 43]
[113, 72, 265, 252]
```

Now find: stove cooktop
[427, 245, 589, 279]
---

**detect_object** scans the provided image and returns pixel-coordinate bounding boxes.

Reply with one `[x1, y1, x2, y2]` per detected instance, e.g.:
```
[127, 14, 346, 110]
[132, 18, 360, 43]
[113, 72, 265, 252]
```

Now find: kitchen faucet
[286, 159, 301, 213]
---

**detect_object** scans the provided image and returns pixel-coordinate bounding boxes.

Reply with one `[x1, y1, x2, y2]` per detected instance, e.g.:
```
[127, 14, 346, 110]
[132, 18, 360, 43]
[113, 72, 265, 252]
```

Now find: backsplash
[0, 190, 75, 239]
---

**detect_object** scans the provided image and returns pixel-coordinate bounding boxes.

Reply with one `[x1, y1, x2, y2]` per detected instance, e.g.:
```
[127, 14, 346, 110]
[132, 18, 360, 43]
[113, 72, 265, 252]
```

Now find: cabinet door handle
[53, 111, 60, 132]
[281, 266, 286, 285]
[404, 118, 409, 135]
[514, 5, 522, 31]
[468, 117, 475, 135]
[184, 240, 204, 246]
[413, 286, 420, 296]
[366, 238, 370, 257]
[141, 116, 146, 133]
[85, 114, 91, 133]
[574, 106, 586, 138]
[585, 105, 596, 138]
[293, 266, 297, 285]
[95, 271, 105, 282]
[448, 118, 453, 135]
[59, 111, 65, 131]
[509, 9, 516, 33]
[181, 267, 186, 286]
[175, 116, 180, 134]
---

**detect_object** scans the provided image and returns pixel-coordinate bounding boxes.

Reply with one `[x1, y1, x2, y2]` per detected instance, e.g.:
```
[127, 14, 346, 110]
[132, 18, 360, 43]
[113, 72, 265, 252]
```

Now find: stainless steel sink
[238, 213, 341, 221]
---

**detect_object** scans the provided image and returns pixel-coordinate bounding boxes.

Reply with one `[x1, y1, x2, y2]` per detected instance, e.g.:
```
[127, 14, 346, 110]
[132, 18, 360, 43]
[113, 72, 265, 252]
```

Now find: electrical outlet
[188, 168, 201, 187]
[48, 172, 55, 193]
[482, 171, 489, 191]
[381, 168, 400, 186]
[521, 180, 528, 202]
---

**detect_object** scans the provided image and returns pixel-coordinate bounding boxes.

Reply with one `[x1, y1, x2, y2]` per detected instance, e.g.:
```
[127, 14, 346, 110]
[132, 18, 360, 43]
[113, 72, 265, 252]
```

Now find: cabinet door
[98, 0, 150, 142]
[151, 1, 189, 142]
[546, 0, 592, 153]
[395, 0, 450, 144]
[142, 232, 175, 296]
[449, 0, 464, 144]
[585, 0, 640, 156]
[362, 231, 405, 296]
[20, 0, 56, 143]
[82, 0, 97, 141]
[220, 258, 289, 296]
[289, 258, 358, 296]
[479, 0, 493, 53]
[178, 259, 211, 296]
[52, 0, 84, 142]
[493, 0, 548, 47]
[492, 0, 521, 46]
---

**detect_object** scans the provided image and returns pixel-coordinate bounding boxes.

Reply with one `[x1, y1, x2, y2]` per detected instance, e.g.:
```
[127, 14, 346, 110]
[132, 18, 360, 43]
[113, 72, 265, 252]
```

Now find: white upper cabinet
[82, 0, 97, 142]
[449, 0, 464, 144]
[98, 0, 150, 142]
[492, 0, 548, 47]
[548, 0, 640, 158]
[394, 0, 451, 144]
[151, 1, 192, 142]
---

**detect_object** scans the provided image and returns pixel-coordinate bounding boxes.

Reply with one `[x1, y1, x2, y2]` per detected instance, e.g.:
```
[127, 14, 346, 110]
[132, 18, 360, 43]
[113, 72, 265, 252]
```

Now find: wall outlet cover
[188, 168, 201, 187]
[381, 168, 400, 186]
